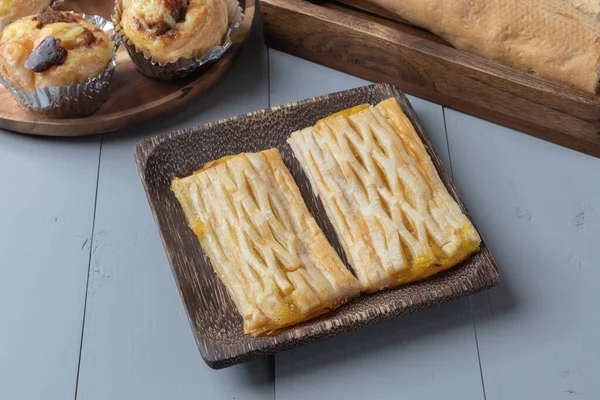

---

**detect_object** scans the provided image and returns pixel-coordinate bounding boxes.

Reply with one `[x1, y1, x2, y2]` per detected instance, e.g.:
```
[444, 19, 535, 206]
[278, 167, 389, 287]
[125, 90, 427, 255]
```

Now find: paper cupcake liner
[0, 14, 119, 118]
[113, 0, 244, 81]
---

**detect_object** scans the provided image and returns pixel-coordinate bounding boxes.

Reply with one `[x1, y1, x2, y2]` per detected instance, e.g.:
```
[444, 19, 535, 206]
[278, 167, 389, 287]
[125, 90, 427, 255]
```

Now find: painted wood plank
[269, 50, 484, 400]
[0, 133, 100, 400]
[445, 109, 600, 400]
[75, 23, 274, 400]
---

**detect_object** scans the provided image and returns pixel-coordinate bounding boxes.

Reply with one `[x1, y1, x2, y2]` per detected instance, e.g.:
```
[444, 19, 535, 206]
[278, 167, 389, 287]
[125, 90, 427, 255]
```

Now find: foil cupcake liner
[113, 0, 244, 81]
[0, 14, 119, 118]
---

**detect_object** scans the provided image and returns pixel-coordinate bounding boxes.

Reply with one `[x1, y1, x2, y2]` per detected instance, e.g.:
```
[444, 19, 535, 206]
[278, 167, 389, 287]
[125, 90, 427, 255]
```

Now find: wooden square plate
[134, 83, 499, 369]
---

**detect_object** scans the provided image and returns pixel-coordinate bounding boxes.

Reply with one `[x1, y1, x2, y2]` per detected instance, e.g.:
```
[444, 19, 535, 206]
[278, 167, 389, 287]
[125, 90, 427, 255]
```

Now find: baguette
[366, 0, 600, 94]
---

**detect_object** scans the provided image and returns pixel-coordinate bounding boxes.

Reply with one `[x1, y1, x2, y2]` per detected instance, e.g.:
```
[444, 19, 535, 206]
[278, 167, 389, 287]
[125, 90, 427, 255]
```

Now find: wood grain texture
[323, 2, 451, 47]
[269, 51, 485, 400]
[0, 133, 100, 400]
[333, 0, 410, 23]
[446, 110, 600, 400]
[134, 83, 499, 369]
[0, 0, 254, 137]
[260, 0, 600, 157]
[75, 19, 275, 399]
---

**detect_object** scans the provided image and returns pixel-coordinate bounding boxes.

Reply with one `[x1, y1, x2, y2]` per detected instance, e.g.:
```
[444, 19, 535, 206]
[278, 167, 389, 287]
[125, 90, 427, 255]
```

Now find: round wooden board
[0, 0, 254, 136]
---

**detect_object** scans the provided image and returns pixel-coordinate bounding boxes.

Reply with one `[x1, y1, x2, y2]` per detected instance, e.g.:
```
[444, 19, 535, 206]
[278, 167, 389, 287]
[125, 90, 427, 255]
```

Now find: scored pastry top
[288, 98, 481, 292]
[171, 149, 360, 336]
[120, 0, 230, 63]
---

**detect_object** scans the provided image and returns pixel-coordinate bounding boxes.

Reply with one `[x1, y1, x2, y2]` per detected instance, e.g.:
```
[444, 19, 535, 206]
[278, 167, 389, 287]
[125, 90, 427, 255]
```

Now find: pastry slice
[171, 149, 360, 336]
[288, 98, 481, 292]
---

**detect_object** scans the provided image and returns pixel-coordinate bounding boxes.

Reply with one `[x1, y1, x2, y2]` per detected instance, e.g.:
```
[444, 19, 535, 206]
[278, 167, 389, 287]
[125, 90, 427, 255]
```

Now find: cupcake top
[0, 0, 52, 26]
[0, 11, 115, 92]
[120, 0, 229, 64]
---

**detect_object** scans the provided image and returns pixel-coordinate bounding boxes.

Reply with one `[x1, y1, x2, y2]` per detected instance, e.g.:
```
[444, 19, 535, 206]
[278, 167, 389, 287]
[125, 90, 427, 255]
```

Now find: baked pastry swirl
[121, 0, 229, 64]
[0, 0, 52, 26]
[172, 149, 361, 336]
[288, 98, 481, 292]
[0, 10, 115, 92]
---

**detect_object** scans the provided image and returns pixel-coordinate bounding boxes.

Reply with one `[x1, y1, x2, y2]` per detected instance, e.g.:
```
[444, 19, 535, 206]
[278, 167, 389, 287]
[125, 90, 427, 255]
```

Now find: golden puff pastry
[0, 0, 52, 26]
[288, 99, 481, 293]
[171, 149, 361, 336]
[0, 11, 114, 92]
[121, 0, 230, 64]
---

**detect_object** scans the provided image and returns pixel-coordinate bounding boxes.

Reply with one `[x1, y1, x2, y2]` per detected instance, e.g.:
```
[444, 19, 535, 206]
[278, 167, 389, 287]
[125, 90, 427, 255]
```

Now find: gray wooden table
[2, 20, 599, 400]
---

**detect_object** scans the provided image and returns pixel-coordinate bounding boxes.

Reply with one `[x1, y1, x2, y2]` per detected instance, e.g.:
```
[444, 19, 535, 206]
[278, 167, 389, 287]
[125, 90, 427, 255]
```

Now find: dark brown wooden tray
[260, 0, 600, 158]
[134, 83, 499, 369]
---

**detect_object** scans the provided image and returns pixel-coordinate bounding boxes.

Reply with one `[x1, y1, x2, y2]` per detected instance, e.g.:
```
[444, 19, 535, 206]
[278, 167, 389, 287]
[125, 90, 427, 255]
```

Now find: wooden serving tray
[135, 83, 499, 369]
[260, 0, 600, 157]
[0, 0, 254, 136]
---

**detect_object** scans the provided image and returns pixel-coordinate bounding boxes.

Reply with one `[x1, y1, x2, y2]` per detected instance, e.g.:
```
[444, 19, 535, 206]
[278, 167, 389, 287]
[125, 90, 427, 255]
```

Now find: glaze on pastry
[171, 149, 361, 335]
[0, 11, 114, 92]
[0, 0, 52, 26]
[288, 98, 481, 292]
[121, 0, 229, 64]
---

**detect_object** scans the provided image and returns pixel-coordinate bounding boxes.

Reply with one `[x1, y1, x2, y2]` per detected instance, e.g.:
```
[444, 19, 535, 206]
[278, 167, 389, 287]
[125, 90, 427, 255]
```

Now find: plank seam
[267, 47, 272, 109]
[442, 107, 454, 176]
[445, 109, 487, 399]
[73, 135, 104, 400]
[470, 297, 488, 400]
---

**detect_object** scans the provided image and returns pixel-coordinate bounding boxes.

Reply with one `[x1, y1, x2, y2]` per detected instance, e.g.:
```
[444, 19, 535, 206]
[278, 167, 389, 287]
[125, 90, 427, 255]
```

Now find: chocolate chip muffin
[0, 0, 53, 26]
[0, 10, 117, 117]
[120, 0, 229, 64]
[0, 10, 115, 92]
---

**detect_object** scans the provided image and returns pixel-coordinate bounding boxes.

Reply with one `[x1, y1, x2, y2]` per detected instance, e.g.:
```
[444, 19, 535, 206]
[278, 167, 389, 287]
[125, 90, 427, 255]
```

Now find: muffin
[0, 10, 117, 117]
[0, 0, 53, 26]
[115, 0, 242, 79]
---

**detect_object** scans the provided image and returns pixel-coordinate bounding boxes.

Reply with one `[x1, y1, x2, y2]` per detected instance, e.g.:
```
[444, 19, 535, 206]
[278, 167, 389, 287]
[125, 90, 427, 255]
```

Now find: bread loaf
[565, 0, 600, 19]
[367, 0, 600, 94]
